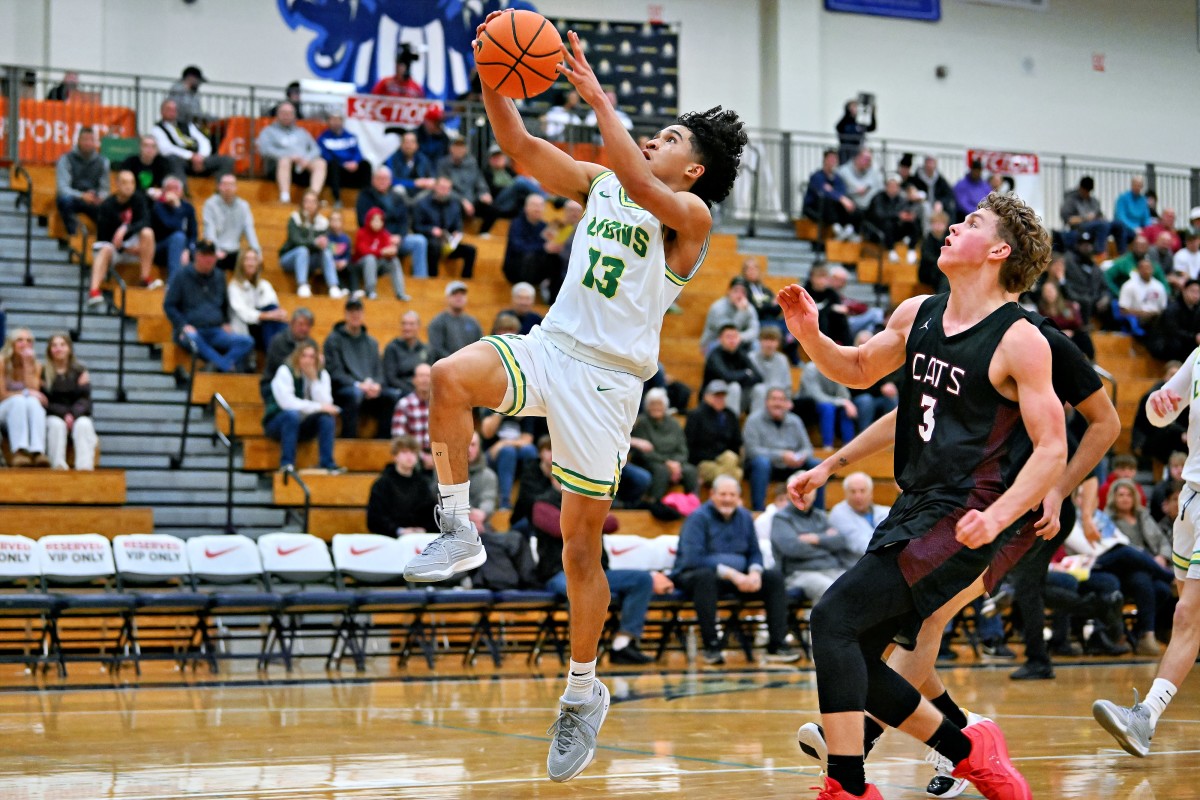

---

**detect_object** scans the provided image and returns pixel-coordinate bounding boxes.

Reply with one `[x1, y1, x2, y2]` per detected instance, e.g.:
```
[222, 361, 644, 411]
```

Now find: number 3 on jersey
[918, 394, 937, 442]
[582, 247, 626, 299]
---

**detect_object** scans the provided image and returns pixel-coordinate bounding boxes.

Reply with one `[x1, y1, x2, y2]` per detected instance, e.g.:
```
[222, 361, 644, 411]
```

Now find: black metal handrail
[211, 393, 237, 535]
[12, 163, 33, 287]
[282, 469, 311, 534]
[69, 227, 91, 342]
[169, 338, 199, 470]
[104, 265, 128, 402]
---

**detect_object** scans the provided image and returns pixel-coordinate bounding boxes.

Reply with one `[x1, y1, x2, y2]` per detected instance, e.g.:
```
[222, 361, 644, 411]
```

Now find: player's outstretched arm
[788, 409, 897, 508]
[1146, 346, 1196, 427]
[958, 323, 1065, 548]
[557, 30, 711, 241]
[778, 286, 922, 389]
[476, 12, 603, 204]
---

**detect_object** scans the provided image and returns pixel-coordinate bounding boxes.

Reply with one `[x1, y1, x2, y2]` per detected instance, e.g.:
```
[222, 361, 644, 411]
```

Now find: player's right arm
[475, 14, 602, 204]
[1147, 347, 1197, 427]
[777, 286, 924, 389]
[788, 409, 897, 508]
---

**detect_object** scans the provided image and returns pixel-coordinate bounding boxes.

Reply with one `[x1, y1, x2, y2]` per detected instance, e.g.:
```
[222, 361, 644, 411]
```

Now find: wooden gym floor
[0, 655, 1193, 799]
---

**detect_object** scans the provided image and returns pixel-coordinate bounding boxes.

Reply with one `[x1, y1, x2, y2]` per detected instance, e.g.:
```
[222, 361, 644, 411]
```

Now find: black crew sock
[926, 718, 971, 767]
[863, 717, 886, 757]
[827, 754, 866, 797]
[931, 690, 968, 729]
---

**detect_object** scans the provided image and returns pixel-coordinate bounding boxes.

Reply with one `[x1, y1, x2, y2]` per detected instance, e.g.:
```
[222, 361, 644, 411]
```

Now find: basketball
[475, 10, 563, 100]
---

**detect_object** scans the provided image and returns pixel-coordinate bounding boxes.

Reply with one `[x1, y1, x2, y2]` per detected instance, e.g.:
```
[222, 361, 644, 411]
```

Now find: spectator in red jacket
[371, 44, 425, 99]
[352, 207, 408, 301]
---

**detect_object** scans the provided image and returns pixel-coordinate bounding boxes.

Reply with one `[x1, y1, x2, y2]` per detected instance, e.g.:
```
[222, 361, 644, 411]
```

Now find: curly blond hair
[977, 191, 1052, 293]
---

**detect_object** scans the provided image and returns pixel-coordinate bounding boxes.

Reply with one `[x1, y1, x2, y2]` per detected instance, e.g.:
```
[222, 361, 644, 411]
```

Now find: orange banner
[217, 117, 326, 175]
[0, 98, 137, 165]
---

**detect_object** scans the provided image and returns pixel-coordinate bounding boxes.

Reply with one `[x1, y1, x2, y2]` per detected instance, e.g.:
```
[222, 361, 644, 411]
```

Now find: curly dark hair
[674, 106, 747, 207]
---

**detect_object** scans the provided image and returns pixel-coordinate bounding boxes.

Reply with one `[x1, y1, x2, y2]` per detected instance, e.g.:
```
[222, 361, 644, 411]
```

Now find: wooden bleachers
[0, 508, 154, 537]
[0, 469, 127, 505]
[0, 469, 154, 538]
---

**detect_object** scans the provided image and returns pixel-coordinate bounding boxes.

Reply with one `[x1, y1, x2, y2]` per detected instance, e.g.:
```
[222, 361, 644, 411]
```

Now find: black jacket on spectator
[45, 365, 92, 419]
[163, 265, 230, 332]
[382, 337, 430, 395]
[805, 285, 852, 345]
[96, 192, 151, 244]
[323, 321, 383, 391]
[119, 154, 172, 193]
[703, 346, 762, 391]
[414, 194, 465, 237]
[1150, 297, 1200, 362]
[151, 198, 198, 247]
[511, 458, 553, 526]
[355, 185, 413, 236]
[685, 403, 743, 464]
[366, 464, 437, 535]
[531, 491, 615, 586]
[472, 531, 539, 590]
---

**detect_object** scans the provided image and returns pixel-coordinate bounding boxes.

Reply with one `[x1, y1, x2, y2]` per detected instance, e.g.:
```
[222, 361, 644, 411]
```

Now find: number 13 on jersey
[918, 394, 937, 442]
[582, 247, 626, 299]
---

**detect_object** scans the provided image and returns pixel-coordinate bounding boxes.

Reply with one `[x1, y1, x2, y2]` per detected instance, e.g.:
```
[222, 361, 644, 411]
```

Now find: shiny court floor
[0, 659, 1191, 799]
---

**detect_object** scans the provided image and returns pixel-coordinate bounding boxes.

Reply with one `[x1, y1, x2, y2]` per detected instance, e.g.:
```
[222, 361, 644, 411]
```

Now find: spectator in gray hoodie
[323, 297, 400, 437]
[743, 387, 818, 511]
[747, 327, 793, 411]
[256, 102, 326, 203]
[203, 174, 261, 272]
[436, 135, 491, 220]
[427, 281, 483, 362]
[770, 484, 851, 601]
[55, 127, 109, 237]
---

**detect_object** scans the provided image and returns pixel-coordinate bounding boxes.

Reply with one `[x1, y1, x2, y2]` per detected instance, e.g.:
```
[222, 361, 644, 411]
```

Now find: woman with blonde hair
[278, 189, 344, 299]
[228, 248, 288, 352]
[43, 332, 97, 470]
[263, 338, 343, 473]
[0, 329, 49, 466]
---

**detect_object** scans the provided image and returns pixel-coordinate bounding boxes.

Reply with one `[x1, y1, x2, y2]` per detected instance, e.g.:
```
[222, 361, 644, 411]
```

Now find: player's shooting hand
[1149, 388, 1183, 418]
[777, 284, 821, 343]
[557, 31, 604, 106]
[787, 465, 829, 509]
[474, 9, 508, 43]
[1034, 487, 1063, 540]
[956, 509, 1001, 549]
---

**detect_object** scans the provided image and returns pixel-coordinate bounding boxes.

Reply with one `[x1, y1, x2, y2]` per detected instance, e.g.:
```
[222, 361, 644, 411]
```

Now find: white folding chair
[0, 535, 57, 674]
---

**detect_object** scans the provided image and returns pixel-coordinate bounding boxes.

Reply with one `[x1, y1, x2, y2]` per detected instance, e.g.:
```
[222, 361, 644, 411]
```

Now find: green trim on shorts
[480, 335, 526, 416]
[552, 462, 614, 497]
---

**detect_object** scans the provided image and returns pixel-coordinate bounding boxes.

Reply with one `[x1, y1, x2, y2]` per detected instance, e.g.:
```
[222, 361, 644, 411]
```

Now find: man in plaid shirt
[392, 362, 433, 470]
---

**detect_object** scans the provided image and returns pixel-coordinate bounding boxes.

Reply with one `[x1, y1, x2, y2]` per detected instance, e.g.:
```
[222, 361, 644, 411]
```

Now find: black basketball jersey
[893, 293, 1026, 495]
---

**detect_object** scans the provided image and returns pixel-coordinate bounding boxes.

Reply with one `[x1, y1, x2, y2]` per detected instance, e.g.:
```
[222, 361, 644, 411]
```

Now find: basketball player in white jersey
[403, 11, 747, 782]
[1094, 347, 1200, 756]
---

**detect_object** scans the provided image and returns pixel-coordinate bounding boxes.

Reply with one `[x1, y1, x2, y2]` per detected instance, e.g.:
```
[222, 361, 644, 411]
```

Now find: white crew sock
[562, 659, 596, 704]
[437, 481, 472, 526]
[1144, 678, 1177, 727]
[611, 633, 632, 651]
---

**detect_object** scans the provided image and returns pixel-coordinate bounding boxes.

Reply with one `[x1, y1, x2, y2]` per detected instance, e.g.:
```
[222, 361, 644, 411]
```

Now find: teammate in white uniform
[1094, 346, 1200, 756]
[402, 12, 747, 782]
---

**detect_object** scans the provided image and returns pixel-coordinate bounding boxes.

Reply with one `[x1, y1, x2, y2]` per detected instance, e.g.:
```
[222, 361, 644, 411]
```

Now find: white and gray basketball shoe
[402, 507, 485, 582]
[1093, 690, 1155, 757]
[547, 680, 611, 782]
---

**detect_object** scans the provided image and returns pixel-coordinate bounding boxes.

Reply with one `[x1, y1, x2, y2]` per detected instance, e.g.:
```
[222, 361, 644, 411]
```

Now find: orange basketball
[475, 10, 564, 100]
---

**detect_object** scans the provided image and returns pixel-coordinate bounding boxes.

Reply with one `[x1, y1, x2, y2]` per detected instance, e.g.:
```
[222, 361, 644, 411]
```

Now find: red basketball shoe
[950, 719, 1032, 800]
[813, 776, 884, 799]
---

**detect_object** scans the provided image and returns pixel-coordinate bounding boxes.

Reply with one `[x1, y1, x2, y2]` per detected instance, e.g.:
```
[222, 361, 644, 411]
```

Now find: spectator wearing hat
[324, 297, 400, 438]
[685, 381, 744, 486]
[1062, 175, 1122, 253]
[167, 65, 207, 128]
[257, 101, 327, 204]
[318, 112, 369, 206]
[151, 98, 234, 181]
[414, 176, 477, 279]
[953, 159, 990, 221]
[478, 145, 545, 234]
[701, 276, 760, 353]
[372, 44, 425, 98]
[427, 281, 483, 363]
[203, 174, 261, 273]
[1114, 176, 1152, 245]
[388, 132, 435, 197]
[55, 126, 108, 239]
[163, 240, 254, 373]
[417, 105, 451, 165]
[437, 135, 491, 219]
[355, 165, 430, 281]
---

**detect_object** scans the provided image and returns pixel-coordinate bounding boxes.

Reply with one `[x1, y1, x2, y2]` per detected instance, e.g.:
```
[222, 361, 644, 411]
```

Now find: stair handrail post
[14, 163, 33, 286]
[105, 265, 128, 402]
[212, 393, 237, 534]
[70, 227, 91, 342]
[169, 339, 199, 469]
[282, 468, 311, 534]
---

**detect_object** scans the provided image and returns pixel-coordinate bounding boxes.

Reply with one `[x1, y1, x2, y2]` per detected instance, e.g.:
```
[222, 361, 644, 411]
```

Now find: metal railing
[11, 163, 33, 286]
[67, 227, 91, 341]
[282, 469, 311, 534]
[212, 393, 237, 535]
[169, 339, 199, 470]
[105, 265, 128, 403]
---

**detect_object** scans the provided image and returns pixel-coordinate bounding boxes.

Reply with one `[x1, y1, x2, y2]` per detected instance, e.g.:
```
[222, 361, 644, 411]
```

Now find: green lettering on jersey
[587, 216, 650, 259]
[633, 226, 649, 258]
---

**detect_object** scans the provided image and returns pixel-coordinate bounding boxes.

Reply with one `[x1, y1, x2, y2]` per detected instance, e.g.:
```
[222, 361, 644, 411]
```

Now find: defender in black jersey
[787, 308, 1120, 796]
[779, 193, 1060, 800]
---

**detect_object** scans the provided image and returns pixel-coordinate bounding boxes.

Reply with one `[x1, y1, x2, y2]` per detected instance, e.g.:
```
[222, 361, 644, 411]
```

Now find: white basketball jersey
[540, 170, 708, 379]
